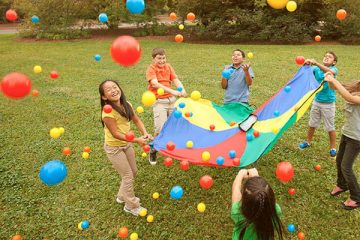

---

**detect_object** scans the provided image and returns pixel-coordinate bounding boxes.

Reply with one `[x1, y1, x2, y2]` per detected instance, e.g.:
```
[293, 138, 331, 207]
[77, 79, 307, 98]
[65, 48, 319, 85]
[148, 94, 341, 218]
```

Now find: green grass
[1, 34, 360, 239]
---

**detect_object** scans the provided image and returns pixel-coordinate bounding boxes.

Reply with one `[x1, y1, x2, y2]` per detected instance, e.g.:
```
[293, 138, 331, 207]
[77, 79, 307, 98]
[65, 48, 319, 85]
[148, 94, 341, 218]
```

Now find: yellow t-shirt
[102, 105, 131, 146]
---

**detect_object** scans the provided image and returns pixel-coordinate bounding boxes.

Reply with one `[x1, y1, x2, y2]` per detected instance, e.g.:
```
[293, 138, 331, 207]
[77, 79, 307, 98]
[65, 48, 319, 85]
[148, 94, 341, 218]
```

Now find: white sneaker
[123, 206, 147, 216]
[116, 197, 140, 204]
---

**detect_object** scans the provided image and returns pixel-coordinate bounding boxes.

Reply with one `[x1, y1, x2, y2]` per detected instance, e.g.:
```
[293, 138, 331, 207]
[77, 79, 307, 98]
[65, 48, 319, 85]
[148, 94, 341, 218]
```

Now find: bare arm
[232, 169, 248, 203]
[242, 64, 253, 86]
[313, 60, 336, 75]
[221, 77, 228, 89]
[103, 117, 147, 146]
[325, 74, 360, 104]
[150, 78, 180, 96]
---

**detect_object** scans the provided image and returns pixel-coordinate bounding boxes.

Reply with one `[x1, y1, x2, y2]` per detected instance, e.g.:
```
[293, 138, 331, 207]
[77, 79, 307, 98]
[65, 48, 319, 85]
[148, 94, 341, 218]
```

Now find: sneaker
[149, 150, 157, 165]
[123, 206, 147, 216]
[116, 197, 140, 204]
[299, 141, 310, 149]
[330, 148, 337, 158]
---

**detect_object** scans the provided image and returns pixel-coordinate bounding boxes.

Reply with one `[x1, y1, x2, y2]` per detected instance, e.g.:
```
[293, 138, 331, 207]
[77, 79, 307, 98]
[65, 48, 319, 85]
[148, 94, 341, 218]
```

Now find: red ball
[276, 161, 294, 182]
[143, 144, 150, 152]
[164, 157, 173, 167]
[1, 72, 32, 99]
[314, 164, 321, 171]
[50, 70, 59, 79]
[336, 9, 347, 20]
[209, 124, 215, 131]
[166, 141, 176, 151]
[180, 160, 189, 170]
[6, 10, 18, 21]
[297, 231, 305, 240]
[288, 187, 296, 195]
[295, 56, 305, 65]
[103, 104, 113, 113]
[63, 147, 71, 156]
[253, 130, 260, 138]
[110, 36, 141, 67]
[233, 157, 240, 166]
[118, 226, 128, 238]
[125, 131, 135, 141]
[199, 175, 213, 189]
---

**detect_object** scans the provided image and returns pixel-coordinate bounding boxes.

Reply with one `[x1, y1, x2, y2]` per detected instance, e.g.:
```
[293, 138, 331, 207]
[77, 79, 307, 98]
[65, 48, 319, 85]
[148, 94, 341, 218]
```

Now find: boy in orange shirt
[145, 48, 187, 165]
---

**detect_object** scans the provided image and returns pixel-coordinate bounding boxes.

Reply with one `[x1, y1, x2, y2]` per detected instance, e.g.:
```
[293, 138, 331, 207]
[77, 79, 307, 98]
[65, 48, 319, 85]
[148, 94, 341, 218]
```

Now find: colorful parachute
[153, 66, 322, 167]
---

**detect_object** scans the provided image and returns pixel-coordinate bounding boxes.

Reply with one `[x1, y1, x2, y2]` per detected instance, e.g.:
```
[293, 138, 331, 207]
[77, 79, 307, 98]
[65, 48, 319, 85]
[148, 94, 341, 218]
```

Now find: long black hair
[239, 177, 283, 240]
[99, 80, 134, 127]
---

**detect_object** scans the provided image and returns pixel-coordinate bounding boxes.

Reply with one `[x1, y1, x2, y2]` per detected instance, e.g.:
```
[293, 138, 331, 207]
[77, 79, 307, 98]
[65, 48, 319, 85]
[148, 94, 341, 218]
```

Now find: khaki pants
[153, 96, 176, 134]
[104, 143, 140, 209]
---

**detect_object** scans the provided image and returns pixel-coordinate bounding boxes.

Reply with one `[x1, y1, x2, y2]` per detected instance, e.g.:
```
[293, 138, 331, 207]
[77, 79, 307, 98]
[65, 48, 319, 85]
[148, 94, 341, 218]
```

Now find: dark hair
[239, 177, 283, 240]
[152, 48, 166, 58]
[99, 80, 134, 127]
[326, 51, 337, 63]
[233, 49, 245, 58]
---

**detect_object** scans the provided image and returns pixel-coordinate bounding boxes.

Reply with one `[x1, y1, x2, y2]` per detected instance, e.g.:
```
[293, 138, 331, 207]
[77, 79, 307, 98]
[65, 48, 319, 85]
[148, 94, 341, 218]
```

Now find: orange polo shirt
[146, 63, 177, 99]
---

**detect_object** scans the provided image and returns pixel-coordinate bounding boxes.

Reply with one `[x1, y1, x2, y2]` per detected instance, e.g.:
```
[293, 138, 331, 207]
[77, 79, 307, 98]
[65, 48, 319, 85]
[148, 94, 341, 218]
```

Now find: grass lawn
[1, 34, 360, 239]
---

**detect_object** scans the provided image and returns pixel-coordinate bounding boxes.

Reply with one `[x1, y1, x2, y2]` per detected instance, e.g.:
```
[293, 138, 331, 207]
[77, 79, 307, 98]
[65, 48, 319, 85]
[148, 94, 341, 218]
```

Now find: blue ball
[246, 134, 253, 141]
[31, 15, 40, 24]
[177, 86, 183, 92]
[284, 86, 291, 93]
[173, 110, 182, 119]
[221, 69, 232, 79]
[94, 54, 101, 61]
[98, 13, 108, 23]
[170, 185, 184, 200]
[216, 156, 225, 165]
[39, 160, 67, 186]
[81, 220, 90, 229]
[228, 150, 236, 158]
[178, 102, 185, 108]
[274, 110, 280, 117]
[126, 0, 145, 14]
[190, 112, 193, 117]
[287, 224, 296, 233]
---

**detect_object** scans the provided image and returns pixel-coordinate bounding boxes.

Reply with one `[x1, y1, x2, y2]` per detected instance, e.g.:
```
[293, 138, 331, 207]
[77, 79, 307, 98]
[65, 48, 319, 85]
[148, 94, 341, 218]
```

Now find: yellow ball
[33, 65, 42, 74]
[142, 152, 147, 158]
[58, 127, 65, 135]
[157, 88, 165, 96]
[82, 152, 90, 159]
[286, 1, 297, 12]
[202, 151, 210, 162]
[267, 0, 288, 9]
[197, 202, 206, 213]
[130, 232, 139, 240]
[247, 52, 254, 59]
[191, 91, 201, 101]
[186, 140, 193, 148]
[272, 127, 279, 134]
[139, 208, 147, 217]
[50, 128, 61, 139]
[136, 106, 144, 113]
[147, 214, 154, 223]
[142, 91, 156, 107]
[77, 222, 83, 230]
[178, 24, 184, 30]
[152, 192, 160, 199]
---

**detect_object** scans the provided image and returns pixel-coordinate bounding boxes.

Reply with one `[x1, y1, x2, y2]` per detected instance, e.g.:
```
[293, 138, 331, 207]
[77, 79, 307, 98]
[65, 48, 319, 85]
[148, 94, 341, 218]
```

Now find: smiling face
[153, 54, 166, 67]
[232, 50, 244, 66]
[323, 52, 336, 66]
[101, 81, 122, 103]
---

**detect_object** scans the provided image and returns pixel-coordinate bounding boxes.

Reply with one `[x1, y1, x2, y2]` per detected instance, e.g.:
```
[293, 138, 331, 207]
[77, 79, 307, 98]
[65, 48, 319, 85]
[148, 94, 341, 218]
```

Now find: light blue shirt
[313, 66, 338, 103]
[224, 64, 254, 104]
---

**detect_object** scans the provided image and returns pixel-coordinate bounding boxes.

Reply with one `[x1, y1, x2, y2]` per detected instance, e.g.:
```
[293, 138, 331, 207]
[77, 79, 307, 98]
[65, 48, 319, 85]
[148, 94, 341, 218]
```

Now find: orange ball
[233, 157, 240, 166]
[32, 89, 39, 97]
[12, 235, 22, 240]
[175, 34, 183, 43]
[297, 231, 305, 240]
[314, 35, 321, 42]
[314, 164, 321, 171]
[169, 12, 177, 21]
[83, 146, 91, 153]
[63, 147, 71, 156]
[118, 226, 128, 238]
[187, 12, 195, 21]
[336, 9, 347, 20]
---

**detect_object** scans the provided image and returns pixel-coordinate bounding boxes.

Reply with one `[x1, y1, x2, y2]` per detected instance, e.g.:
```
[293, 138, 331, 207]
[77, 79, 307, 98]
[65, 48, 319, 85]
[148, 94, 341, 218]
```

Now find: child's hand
[180, 90, 187, 97]
[172, 90, 181, 97]
[135, 137, 147, 146]
[241, 63, 250, 72]
[238, 169, 249, 179]
[143, 133, 153, 141]
[248, 168, 259, 178]
[304, 59, 315, 65]
[324, 72, 335, 82]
